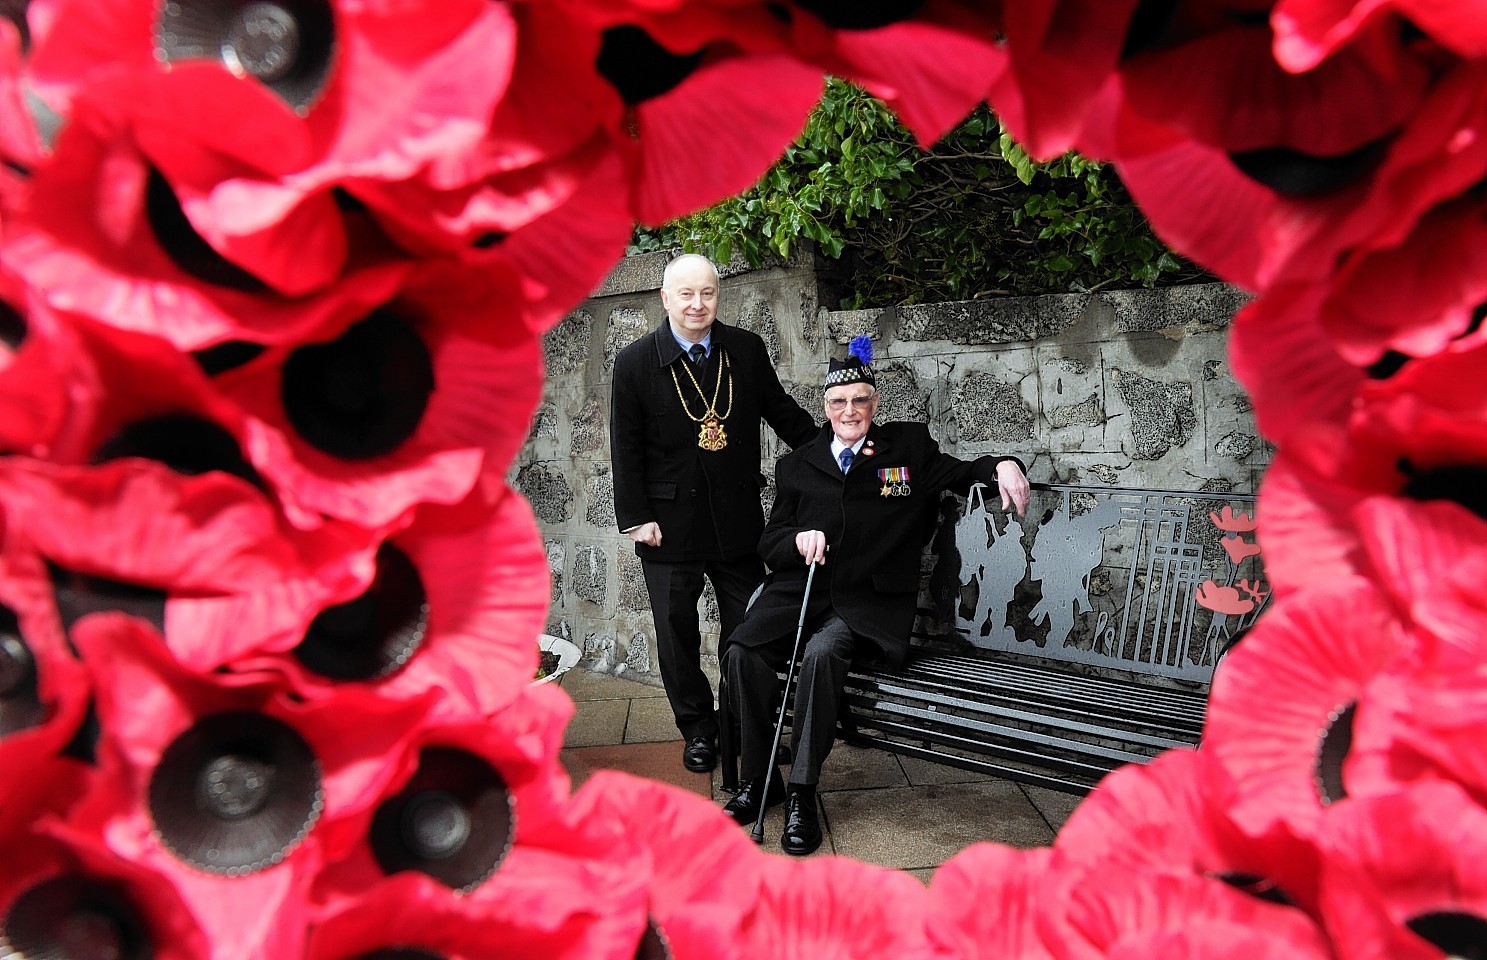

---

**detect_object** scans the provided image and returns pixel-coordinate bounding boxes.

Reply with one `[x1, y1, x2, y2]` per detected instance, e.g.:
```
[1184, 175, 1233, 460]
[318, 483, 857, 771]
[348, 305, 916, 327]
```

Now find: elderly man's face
[824, 383, 878, 445]
[660, 258, 718, 342]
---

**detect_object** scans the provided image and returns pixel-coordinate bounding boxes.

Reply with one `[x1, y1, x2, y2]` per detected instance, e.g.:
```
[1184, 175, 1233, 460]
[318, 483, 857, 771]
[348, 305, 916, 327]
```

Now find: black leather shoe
[721, 776, 785, 830]
[682, 736, 718, 773]
[781, 791, 822, 856]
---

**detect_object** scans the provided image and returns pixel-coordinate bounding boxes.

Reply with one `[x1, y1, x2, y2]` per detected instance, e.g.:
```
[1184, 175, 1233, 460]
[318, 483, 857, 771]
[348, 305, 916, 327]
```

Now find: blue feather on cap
[848, 336, 873, 365]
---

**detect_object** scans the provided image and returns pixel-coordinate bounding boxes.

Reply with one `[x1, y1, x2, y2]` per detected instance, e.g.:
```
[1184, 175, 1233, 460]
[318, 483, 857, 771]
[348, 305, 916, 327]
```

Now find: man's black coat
[610, 320, 816, 562]
[728, 420, 1021, 668]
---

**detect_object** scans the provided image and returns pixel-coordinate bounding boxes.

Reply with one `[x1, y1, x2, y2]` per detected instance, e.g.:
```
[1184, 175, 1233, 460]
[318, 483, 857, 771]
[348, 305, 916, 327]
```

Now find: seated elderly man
[720, 338, 1031, 855]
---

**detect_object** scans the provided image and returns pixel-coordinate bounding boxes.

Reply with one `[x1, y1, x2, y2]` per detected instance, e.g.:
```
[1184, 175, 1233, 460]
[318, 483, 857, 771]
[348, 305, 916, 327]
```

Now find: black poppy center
[0, 605, 44, 739]
[223, 2, 301, 82]
[791, 0, 925, 30]
[1314, 700, 1355, 806]
[0, 630, 32, 698]
[193, 340, 268, 376]
[1211, 871, 1295, 907]
[1401, 463, 1487, 523]
[369, 747, 513, 893]
[48, 563, 168, 637]
[280, 310, 435, 461]
[1, 876, 151, 960]
[154, 0, 335, 113]
[596, 26, 705, 106]
[636, 919, 674, 960]
[197, 753, 274, 820]
[0, 298, 26, 351]
[400, 790, 471, 860]
[353, 952, 445, 960]
[293, 542, 429, 681]
[1228, 139, 1387, 198]
[150, 711, 323, 875]
[1407, 910, 1487, 960]
[91, 413, 261, 489]
[145, 167, 268, 292]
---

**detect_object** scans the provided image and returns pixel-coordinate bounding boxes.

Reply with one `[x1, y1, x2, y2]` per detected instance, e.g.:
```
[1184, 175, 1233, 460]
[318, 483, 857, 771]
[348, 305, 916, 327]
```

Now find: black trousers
[723, 613, 861, 787]
[640, 554, 764, 742]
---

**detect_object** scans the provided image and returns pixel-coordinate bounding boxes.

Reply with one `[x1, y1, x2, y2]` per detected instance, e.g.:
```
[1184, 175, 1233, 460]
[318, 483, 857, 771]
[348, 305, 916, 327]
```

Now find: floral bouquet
[1, 1, 1485, 957]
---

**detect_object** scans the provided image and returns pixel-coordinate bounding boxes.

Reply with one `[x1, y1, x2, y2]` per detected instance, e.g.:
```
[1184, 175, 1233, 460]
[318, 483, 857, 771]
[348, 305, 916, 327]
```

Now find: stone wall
[516, 248, 1267, 686]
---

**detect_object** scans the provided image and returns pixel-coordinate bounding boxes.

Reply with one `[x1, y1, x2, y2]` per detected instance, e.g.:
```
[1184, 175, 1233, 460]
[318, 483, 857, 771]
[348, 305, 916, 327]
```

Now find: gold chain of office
[670, 349, 733, 451]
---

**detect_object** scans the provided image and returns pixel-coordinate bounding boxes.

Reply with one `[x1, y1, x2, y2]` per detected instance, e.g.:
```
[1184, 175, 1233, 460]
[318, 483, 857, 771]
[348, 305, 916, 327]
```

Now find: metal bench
[720, 482, 1270, 795]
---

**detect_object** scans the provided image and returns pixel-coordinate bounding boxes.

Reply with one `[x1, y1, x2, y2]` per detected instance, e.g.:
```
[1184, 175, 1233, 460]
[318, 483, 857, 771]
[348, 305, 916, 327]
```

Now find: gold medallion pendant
[670, 350, 734, 452]
[699, 415, 727, 451]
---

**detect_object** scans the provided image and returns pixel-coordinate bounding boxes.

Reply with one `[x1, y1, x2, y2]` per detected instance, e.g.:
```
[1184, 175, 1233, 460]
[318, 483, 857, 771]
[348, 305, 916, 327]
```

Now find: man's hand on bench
[996, 460, 1031, 517]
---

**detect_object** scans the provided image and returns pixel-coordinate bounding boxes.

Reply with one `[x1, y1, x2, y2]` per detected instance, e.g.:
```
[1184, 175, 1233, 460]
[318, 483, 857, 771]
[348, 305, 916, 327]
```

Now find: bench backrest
[940, 482, 1269, 684]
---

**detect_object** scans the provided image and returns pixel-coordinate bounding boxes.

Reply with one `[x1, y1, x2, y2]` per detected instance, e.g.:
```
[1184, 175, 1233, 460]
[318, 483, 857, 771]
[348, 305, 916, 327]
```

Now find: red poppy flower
[510, 0, 823, 228]
[1055, 749, 1323, 911]
[1049, 868, 1334, 960]
[987, 0, 1138, 160]
[65, 613, 436, 958]
[1228, 284, 1363, 451]
[0, 455, 376, 671]
[926, 843, 1066, 960]
[1320, 194, 1487, 365]
[784, 0, 1004, 149]
[1314, 780, 1487, 960]
[1202, 576, 1415, 839]
[2, 91, 409, 352]
[0, 825, 208, 960]
[0, 19, 42, 179]
[0, 281, 70, 457]
[1119, 10, 1428, 157]
[310, 682, 644, 930]
[1274, 0, 1487, 68]
[1348, 667, 1487, 807]
[1083, 60, 1487, 295]
[307, 869, 646, 960]
[0, 531, 93, 832]
[242, 479, 548, 723]
[734, 854, 942, 960]
[216, 280, 545, 528]
[569, 769, 768, 960]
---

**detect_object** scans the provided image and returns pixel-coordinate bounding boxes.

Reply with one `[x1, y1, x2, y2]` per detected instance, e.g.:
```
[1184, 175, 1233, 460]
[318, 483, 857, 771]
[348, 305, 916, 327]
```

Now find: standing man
[720, 338, 1031, 854]
[610, 253, 817, 773]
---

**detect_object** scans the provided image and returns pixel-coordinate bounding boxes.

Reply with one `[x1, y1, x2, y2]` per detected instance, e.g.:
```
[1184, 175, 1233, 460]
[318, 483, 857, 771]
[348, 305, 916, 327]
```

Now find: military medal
[878, 466, 911, 497]
[670, 349, 733, 451]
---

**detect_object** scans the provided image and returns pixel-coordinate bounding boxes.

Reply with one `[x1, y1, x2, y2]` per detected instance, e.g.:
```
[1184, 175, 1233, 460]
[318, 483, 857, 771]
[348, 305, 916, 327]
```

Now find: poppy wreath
[1, 0, 1485, 957]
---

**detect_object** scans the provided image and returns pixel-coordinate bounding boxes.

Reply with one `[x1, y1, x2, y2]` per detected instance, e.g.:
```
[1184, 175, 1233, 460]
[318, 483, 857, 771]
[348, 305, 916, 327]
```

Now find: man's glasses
[826, 395, 875, 412]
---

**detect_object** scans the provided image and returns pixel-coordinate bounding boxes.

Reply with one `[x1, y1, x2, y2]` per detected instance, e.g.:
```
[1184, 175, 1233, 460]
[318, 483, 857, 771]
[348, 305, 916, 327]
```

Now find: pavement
[556, 665, 1081, 882]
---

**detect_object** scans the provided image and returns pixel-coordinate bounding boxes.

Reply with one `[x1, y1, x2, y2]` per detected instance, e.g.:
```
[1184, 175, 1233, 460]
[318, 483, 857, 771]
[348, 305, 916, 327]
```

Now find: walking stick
[751, 557, 819, 844]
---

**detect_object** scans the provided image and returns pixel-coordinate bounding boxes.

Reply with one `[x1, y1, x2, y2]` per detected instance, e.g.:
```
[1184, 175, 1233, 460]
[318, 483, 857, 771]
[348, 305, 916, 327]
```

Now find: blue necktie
[839, 448, 854, 473]
[689, 343, 705, 366]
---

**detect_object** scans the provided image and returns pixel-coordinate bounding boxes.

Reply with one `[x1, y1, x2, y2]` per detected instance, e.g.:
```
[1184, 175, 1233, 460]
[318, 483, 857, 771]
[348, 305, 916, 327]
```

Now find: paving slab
[624, 697, 683, 744]
[898, 756, 999, 787]
[560, 666, 666, 702]
[562, 741, 713, 800]
[823, 781, 1056, 871]
[563, 698, 631, 748]
[817, 744, 910, 792]
[1021, 783, 1085, 834]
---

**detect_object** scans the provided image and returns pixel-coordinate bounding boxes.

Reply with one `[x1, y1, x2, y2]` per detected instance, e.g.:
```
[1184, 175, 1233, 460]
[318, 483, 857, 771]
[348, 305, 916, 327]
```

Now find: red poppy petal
[926, 843, 1063, 960]
[571, 769, 767, 956]
[736, 855, 941, 960]
[631, 53, 823, 226]
[1315, 780, 1487, 960]
[1203, 576, 1413, 837]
